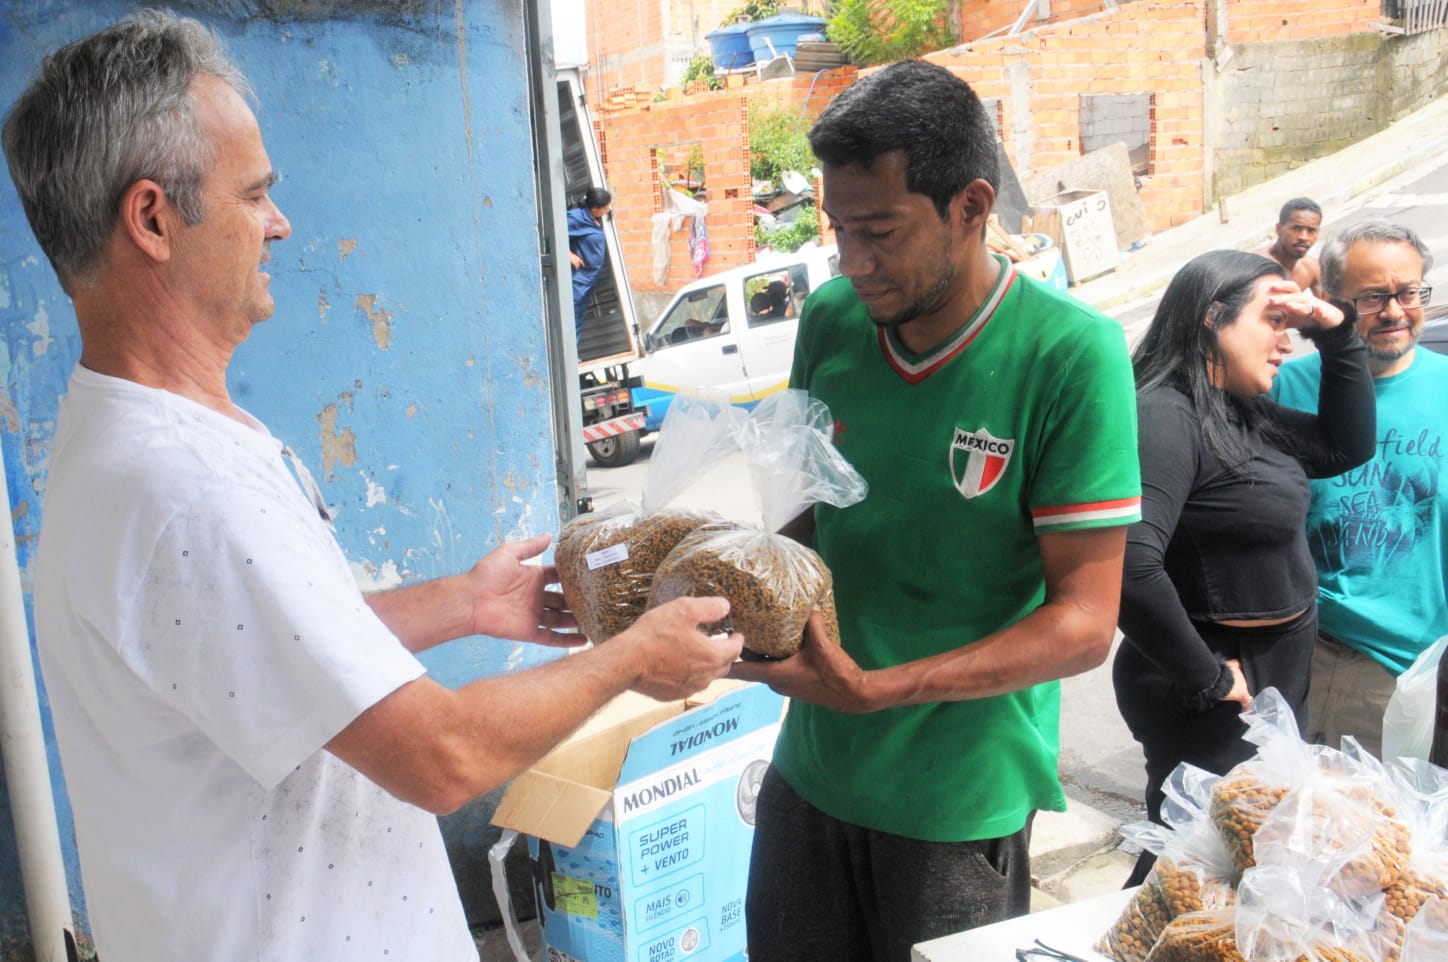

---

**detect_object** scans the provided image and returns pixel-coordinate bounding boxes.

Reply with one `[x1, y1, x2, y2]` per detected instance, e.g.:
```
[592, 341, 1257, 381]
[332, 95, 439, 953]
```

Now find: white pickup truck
[630, 244, 840, 432]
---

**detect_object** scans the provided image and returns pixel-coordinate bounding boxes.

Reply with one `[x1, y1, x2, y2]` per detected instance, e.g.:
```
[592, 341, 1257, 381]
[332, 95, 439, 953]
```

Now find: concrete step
[1030, 798, 1123, 880]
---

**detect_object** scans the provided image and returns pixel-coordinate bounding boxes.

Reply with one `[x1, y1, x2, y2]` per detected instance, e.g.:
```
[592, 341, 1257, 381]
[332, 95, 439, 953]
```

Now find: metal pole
[0, 445, 74, 962]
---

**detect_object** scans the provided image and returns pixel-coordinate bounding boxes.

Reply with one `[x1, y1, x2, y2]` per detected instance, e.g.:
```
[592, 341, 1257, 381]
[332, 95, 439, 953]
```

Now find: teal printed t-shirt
[776, 258, 1141, 842]
[1272, 347, 1448, 675]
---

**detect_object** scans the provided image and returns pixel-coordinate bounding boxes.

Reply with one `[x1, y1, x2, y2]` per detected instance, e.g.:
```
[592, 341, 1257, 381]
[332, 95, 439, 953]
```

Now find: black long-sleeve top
[1118, 322, 1376, 708]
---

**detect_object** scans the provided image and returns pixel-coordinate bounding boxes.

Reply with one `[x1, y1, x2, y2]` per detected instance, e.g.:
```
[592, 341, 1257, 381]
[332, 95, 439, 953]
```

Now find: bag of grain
[647, 390, 865, 659]
[556, 391, 742, 643]
[1098, 765, 1238, 962]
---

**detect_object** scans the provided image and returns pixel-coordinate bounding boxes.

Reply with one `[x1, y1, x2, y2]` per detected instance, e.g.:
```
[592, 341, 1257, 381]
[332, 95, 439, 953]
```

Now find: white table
[912, 888, 1136, 961]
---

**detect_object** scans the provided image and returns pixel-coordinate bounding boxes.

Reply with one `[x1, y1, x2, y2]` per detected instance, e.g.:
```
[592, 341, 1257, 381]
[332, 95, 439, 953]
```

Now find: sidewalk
[1070, 90, 1448, 316]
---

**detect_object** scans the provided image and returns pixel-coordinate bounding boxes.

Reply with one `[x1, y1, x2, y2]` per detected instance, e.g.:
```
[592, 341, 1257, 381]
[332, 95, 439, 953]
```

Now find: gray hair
[2, 10, 251, 292]
[1319, 219, 1435, 298]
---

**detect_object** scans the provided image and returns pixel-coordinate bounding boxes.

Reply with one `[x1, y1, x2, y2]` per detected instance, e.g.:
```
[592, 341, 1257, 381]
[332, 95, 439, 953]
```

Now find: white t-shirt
[33, 367, 479, 962]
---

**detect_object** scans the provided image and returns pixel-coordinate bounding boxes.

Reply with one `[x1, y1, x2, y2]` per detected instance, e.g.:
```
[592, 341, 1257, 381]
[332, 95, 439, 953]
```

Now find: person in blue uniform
[568, 186, 612, 340]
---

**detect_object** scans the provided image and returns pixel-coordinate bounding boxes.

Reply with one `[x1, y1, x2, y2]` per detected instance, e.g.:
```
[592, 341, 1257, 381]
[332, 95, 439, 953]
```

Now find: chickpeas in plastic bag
[1099, 765, 1239, 962]
[1143, 908, 1245, 962]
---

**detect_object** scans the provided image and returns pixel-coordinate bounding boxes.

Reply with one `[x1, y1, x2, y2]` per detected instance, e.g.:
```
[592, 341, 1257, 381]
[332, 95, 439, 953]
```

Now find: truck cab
[631, 244, 839, 432]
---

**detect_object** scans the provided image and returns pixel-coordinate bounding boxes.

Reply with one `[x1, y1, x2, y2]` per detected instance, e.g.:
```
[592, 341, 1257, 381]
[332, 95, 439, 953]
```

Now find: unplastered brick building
[582, 0, 1448, 306]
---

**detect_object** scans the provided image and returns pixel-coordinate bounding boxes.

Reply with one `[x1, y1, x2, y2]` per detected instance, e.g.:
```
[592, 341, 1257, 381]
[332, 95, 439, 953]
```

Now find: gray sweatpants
[745, 766, 1033, 962]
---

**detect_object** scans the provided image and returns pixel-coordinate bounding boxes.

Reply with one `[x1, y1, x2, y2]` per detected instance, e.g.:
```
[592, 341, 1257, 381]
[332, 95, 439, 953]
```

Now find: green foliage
[721, 1, 778, 26]
[680, 53, 722, 91]
[747, 98, 815, 185]
[756, 207, 819, 253]
[826, 0, 956, 66]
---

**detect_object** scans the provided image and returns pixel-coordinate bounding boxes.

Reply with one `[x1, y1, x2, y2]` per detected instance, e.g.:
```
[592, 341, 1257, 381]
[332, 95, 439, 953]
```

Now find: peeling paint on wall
[27, 300, 52, 356]
[363, 472, 387, 506]
[316, 401, 359, 479]
[350, 557, 404, 590]
[0, 342, 18, 435]
[354, 293, 392, 349]
[338, 238, 358, 259]
[318, 288, 330, 322]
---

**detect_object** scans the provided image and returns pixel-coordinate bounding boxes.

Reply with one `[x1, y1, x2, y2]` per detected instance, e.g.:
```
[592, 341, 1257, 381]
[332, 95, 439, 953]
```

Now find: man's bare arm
[329, 596, 742, 813]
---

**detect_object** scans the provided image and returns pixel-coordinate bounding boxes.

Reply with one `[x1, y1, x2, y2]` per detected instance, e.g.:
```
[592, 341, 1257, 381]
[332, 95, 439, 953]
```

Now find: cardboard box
[1031, 190, 1118, 285]
[493, 680, 786, 962]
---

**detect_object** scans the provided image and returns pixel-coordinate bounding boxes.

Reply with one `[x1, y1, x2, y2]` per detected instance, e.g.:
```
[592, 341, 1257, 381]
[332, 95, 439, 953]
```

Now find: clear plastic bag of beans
[1208, 688, 1352, 877]
[648, 526, 840, 659]
[1234, 863, 1390, 962]
[555, 391, 743, 643]
[1384, 760, 1448, 925]
[1401, 896, 1448, 962]
[556, 503, 733, 643]
[647, 390, 865, 660]
[1249, 740, 1413, 904]
[1143, 908, 1246, 962]
[1099, 765, 1239, 962]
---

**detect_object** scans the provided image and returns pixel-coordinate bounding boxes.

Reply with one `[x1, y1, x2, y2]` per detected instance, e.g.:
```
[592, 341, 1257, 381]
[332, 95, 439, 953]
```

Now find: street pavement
[1074, 90, 1448, 337]
[480, 91, 1448, 954]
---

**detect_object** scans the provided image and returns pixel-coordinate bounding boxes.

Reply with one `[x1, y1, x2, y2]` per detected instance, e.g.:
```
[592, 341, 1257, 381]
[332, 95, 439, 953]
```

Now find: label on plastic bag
[586, 543, 630, 570]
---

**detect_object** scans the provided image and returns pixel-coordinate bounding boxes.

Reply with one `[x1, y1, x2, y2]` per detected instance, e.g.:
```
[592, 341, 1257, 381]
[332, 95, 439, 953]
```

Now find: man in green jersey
[731, 60, 1142, 960]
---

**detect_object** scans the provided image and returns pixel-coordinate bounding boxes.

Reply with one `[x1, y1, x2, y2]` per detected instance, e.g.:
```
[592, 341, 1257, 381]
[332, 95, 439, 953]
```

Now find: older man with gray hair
[4, 11, 741, 960]
[1272, 219, 1447, 758]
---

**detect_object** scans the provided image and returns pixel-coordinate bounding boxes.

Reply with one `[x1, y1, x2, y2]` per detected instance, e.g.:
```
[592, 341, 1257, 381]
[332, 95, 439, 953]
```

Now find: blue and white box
[493, 681, 786, 962]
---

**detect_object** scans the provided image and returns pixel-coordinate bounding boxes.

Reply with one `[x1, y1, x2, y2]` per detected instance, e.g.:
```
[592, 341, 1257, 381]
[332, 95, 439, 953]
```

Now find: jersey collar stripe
[879, 261, 1018, 384]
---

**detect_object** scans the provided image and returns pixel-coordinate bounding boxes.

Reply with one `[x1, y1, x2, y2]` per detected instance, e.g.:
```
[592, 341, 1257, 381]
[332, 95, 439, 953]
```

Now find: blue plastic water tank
[745, 14, 827, 62]
[704, 22, 755, 71]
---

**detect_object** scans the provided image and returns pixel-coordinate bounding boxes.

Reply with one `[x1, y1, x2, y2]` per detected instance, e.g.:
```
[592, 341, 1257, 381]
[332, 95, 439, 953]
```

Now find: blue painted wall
[1, 1, 564, 955]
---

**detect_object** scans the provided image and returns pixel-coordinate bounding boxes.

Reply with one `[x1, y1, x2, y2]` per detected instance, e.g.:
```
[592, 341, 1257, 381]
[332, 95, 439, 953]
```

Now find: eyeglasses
[1015, 940, 1092, 962]
[1350, 286, 1432, 315]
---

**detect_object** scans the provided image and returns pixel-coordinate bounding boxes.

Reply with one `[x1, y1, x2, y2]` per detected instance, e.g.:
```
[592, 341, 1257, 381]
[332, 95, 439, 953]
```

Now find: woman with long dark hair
[1114, 250, 1376, 882]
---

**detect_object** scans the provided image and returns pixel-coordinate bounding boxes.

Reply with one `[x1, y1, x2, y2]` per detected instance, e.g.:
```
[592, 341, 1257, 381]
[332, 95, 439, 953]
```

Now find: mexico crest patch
[950, 426, 1013, 499]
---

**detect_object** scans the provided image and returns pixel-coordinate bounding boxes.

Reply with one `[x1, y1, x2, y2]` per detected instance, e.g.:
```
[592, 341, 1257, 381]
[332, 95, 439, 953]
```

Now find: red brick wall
[930, 2, 1210, 229]
[590, 0, 1418, 292]
[1224, 0, 1381, 42]
[599, 89, 755, 293]
[584, 0, 667, 106]
[957, 0, 1118, 41]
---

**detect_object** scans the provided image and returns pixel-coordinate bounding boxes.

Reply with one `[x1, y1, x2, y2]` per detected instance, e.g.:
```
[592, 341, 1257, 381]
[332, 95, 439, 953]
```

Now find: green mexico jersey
[776, 257, 1141, 842]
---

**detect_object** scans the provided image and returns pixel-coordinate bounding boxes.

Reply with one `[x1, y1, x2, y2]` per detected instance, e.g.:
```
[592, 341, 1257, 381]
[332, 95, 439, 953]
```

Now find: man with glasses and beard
[1272, 220, 1447, 758]
[730, 60, 1141, 960]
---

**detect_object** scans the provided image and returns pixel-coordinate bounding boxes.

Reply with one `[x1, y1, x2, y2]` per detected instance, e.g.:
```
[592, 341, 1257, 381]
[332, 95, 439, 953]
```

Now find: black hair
[1133, 250, 1288, 471]
[1277, 196, 1321, 225]
[807, 59, 998, 220]
[579, 186, 612, 210]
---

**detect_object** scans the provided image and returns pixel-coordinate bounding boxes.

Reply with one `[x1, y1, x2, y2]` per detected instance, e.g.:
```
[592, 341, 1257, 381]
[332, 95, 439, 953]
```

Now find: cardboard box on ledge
[492, 680, 787, 962]
[1030, 189, 1118, 285]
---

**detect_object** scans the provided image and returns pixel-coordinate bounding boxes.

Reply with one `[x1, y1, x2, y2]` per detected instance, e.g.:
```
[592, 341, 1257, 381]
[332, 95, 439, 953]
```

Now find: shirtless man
[1256, 196, 1323, 295]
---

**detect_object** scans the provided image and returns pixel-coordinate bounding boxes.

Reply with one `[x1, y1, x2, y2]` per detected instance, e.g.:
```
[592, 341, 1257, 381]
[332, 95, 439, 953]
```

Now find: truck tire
[587, 429, 641, 468]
